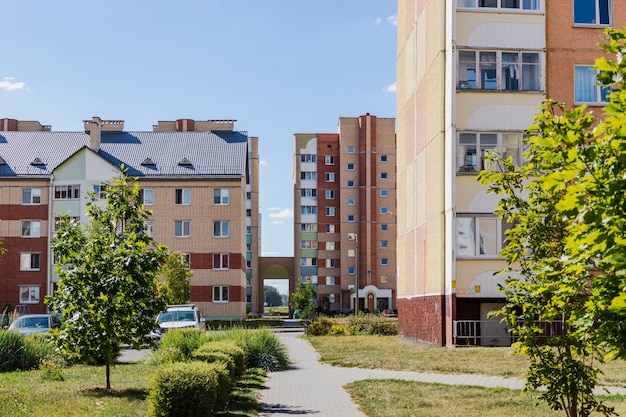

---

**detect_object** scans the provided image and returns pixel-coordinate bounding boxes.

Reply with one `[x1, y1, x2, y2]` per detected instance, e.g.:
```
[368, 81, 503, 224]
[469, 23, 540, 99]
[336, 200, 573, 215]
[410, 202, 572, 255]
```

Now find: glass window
[347, 198, 355, 205]
[325, 172, 335, 182]
[327, 276, 336, 285]
[213, 253, 229, 270]
[347, 163, 355, 170]
[459, 50, 541, 91]
[381, 240, 388, 249]
[144, 220, 154, 237]
[19, 285, 40, 303]
[348, 215, 355, 222]
[326, 224, 335, 233]
[213, 286, 229, 302]
[325, 241, 335, 250]
[458, 132, 524, 173]
[180, 253, 191, 269]
[381, 207, 388, 214]
[93, 184, 107, 199]
[381, 258, 389, 266]
[380, 155, 388, 162]
[20, 253, 40, 270]
[380, 172, 388, 179]
[54, 185, 80, 200]
[214, 189, 229, 205]
[574, 0, 610, 25]
[213, 221, 229, 237]
[140, 189, 154, 205]
[22, 189, 41, 205]
[347, 180, 355, 188]
[575, 65, 609, 103]
[175, 220, 190, 237]
[325, 156, 335, 165]
[457, 216, 507, 257]
[325, 190, 335, 199]
[347, 146, 355, 153]
[325, 207, 335, 216]
[175, 189, 191, 205]
[348, 267, 355, 275]
[380, 189, 388, 197]
[381, 224, 388, 232]
[21, 220, 41, 237]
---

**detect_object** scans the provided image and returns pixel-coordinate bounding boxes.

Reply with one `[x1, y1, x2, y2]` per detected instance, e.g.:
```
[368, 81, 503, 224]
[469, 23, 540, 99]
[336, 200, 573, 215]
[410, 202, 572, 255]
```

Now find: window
[21, 220, 41, 237]
[301, 188, 317, 197]
[180, 253, 191, 269]
[246, 226, 252, 234]
[301, 258, 317, 266]
[347, 180, 355, 188]
[327, 276, 336, 285]
[325, 241, 335, 250]
[175, 220, 190, 237]
[380, 155, 388, 162]
[246, 209, 252, 217]
[175, 189, 191, 205]
[347, 198, 355, 205]
[213, 221, 229, 237]
[329, 294, 336, 303]
[301, 223, 318, 232]
[458, 132, 524, 172]
[325, 207, 335, 216]
[574, 0, 610, 25]
[457, 215, 512, 257]
[325, 156, 335, 165]
[347, 215, 355, 222]
[380, 224, 388, 232]
[247, 242, 252, 251]
[144, 220, 154, 237]
[300, 154, 317, 163]
[246, 192, 251, 200]
[301, 171, 317, 180]
[19, 285, 39, 303]
[458, 50, 541, 91]
[325, 172, 335, 182]
[214, 189, 229, 205]
[381, 258, 389, 266]
[380, 189, 388, 197]
[93, 184, 107, 199]
[347, 163, 355, 170]
[54, 216, 79, 231]
[381, 207, 389, 214]
[347, 249, 356, 258]
[301, 240, 318, 249]
[458, 0, 540, 10]
[574, 65, 609, 104]
[139, 189, 154, 205]
[347, 146, 355, 153]
[348, 266, 355, 275]
[302, 275, 318, 284]
[213, 286, 229, 303]
[325, 259, 336, 268]
[326, 224, 335, 233]
[325, 190, 335, 199]
[301, 206, 317, 214]
[380, 172, 388, 179]
[54, 185, 80, 200]
[22, 189, 41, 205]
[20, 253, 40, 270]
[213, 253, 229, 270]
[381, 240, 389, 249]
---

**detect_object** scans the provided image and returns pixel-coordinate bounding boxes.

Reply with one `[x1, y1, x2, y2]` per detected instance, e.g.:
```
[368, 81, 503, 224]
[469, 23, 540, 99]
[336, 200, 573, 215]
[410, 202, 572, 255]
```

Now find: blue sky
[0, 1, 397, 262]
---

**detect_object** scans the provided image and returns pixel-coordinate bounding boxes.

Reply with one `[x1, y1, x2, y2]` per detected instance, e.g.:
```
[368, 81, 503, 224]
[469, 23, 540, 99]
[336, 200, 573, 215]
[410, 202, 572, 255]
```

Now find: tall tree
[46, 171, 168, 389]
[157, 252, 192, 305]
[264, 285, 283, 307]
[478, 28, 626, 417]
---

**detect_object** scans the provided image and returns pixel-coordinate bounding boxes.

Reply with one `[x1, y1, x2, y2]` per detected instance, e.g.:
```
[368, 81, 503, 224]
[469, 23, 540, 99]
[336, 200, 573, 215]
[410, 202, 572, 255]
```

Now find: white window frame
[325, 207, 335, 216]
[381, 240, 389, 249]
[213, 253, 230, 270]
[54, 216, 79, 232]
[380, 224, 388, 232]
[21, 220, 41, 238]
[144, 220, 154, 237]
[380, 189, 388, 197]
[22, 188, 41, 205]
[574, 65, 610, 105]
[301, 206, 317, 214]
[213, 286, 229, 303]
[19, 285, 40, 303]
[325, 155, 335, 165]
[458, 49, 542, 91]
[93, 184, 107, 199]
[458, 0, 541, 11]
[348, 266, 355, 275]
[175, 188, 191, 205]
[20, 253, 40, 271]
[180, 252, 191, 269]
[381, 206, 389, 214]
[325, 258, 336, 268]
[347, 180, 355, 188]
[213, 220, 229, 238]
[326, 224, 335, 233]
[347, 163, 355, 170]
[381, 258, 389, 266]
[325, 172, 335, 182]
[140, 188, 154, 205]
[214, 189, 230, 205]
[300, 154, 317, 163]
[54, 185, 80, 200]
[380, 155, 388, 162]
[301, 171, 317, 180]
[458, 132, 525, 173]
[325, 190, 335, 199]
[175, 220, 190, 237]
[457, 215, 510, 258]
[380, 172, 388, 179]
[347, 146, 355, 153]
[573, 0, 611, 26]
[327, 276, 336, 285]
[347, 215, 355, 222]
[325, 241, 335, 250]
[347, 198, 355, 205]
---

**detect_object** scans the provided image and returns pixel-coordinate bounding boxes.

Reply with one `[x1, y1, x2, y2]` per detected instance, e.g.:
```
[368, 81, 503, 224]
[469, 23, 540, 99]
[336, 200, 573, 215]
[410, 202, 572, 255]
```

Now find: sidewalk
[259, 330, 626, 416]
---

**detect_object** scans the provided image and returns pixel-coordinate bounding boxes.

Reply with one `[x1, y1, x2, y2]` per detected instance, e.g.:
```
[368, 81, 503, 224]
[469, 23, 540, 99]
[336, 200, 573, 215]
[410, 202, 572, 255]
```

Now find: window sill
[572, 24, 612, 29]
[573, 101, 606, 107]
[457, 7, 543, 14]
[213, 300, 229, 304]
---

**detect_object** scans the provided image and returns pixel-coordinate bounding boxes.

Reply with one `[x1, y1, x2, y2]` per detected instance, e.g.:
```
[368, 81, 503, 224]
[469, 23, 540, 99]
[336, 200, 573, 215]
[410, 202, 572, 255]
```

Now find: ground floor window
[19, 285, 40, 303]
[213, 286, 229, 303]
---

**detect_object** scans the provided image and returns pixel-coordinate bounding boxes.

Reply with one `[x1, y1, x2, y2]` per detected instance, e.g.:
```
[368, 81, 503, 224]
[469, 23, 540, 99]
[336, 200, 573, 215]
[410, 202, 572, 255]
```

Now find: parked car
[150, 304, 205, 341]
[7, 314, 57, 334]
[381, 309, 398, 317]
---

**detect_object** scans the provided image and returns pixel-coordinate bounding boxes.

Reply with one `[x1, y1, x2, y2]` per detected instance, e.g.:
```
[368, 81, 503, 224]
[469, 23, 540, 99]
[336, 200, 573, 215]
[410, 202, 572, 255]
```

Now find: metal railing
[453, 320, 565, 346]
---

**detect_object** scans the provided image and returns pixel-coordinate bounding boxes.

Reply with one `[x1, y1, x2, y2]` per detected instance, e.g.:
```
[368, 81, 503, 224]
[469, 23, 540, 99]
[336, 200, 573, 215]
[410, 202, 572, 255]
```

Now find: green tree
[290, 282, 317, 320]
[477, 28, 626, 417]
[157, 252, 192, 305]
[264, 285, 283, 307]
[46, 172, 168, 390]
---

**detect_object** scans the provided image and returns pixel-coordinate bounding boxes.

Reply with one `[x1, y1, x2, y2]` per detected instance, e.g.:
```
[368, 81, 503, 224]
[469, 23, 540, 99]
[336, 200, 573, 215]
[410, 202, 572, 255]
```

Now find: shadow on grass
[221, 368, 267, 416]
[80, 387, 148, 401]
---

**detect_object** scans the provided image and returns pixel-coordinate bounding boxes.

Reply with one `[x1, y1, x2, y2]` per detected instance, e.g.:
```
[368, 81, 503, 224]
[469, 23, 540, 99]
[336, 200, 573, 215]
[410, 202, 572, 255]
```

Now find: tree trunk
[106, 362, 111, 390]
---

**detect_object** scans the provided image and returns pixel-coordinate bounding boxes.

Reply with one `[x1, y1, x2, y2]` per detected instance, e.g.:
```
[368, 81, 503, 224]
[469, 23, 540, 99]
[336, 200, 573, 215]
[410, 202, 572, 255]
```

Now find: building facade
[0, 117, 260, 320]
[396, 0, 626, 346]
[293, 114, 397, 314]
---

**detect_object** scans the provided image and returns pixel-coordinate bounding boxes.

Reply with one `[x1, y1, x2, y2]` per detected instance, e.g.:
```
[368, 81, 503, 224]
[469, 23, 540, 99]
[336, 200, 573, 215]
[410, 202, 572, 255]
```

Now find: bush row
[307, 314, 398, 336]
[0, 331, 56, 372]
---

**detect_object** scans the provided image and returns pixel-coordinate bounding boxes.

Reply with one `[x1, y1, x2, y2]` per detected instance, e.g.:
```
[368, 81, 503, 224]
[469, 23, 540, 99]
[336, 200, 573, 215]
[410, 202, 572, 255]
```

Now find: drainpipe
[46, 173, 54, 312]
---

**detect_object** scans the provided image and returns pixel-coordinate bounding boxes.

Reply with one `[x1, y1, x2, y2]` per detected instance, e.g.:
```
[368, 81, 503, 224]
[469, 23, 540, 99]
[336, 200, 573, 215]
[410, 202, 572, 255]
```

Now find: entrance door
[480, 303, 510, 346]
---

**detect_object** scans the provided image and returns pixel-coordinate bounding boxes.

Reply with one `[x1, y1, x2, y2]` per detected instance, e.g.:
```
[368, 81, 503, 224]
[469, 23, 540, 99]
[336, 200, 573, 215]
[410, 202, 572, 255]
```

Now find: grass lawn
[345, 380, 626, 417]
[0, 362, 265, 417]
[306, 335, 626, 387]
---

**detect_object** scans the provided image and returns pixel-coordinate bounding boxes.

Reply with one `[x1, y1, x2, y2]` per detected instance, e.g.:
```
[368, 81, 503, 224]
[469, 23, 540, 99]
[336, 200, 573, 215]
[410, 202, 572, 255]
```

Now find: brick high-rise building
[293, 114, 396, 314]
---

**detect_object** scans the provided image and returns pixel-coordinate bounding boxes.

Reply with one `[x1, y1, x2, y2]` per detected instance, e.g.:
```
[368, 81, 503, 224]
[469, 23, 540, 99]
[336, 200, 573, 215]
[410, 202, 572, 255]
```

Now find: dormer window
[31, 158, 45, 166]
[178, 158, 192, 166]
[141, 158, 155, 166]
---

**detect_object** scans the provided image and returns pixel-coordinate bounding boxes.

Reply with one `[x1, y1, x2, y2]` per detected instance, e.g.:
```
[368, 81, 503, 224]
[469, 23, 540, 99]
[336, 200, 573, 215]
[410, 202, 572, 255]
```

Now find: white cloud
[375, 17, 382, 25]
[0, 77, 26, 91]
[268, 208, 293, 220]
[271, 220, 285, 225]
[388, 14, 398, 26]
[384, 83, 396, 92]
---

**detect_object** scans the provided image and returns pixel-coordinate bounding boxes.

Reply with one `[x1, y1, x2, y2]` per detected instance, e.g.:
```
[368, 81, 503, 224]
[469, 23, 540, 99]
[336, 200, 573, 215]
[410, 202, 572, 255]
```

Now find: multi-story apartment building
[293, 114, 396, 314]
[396, 0, 626, 346]
[0, 117, 260, 320]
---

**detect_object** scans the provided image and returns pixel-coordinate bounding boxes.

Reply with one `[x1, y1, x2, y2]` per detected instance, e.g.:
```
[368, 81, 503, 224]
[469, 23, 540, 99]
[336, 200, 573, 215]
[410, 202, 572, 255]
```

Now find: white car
[150, 304, 205, 341]
[8, 314, 57, 334]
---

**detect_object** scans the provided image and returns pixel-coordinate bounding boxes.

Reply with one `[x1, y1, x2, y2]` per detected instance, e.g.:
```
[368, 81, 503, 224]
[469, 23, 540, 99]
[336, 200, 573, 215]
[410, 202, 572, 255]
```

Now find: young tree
[290, 282, 317, 320]
[157, 252, 192, 305]
[478, 28, 626, 417]
[264, 285, 283, 307]
[46, 172, 168, 390]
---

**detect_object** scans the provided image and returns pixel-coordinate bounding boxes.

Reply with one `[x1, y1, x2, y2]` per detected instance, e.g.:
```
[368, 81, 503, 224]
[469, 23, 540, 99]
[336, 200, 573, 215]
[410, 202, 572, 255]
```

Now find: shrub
[329, 324, 347, 335]
[223, 328, 290, 371]
[151, 346, 185, 364]
[346, 313, 398, 336]
[307, 316, 333, 336]
[192, 347, 236, 379]
[159, 328, 208, 358]
[194, 340, 247, 379]
[0, 331, 55, 372]
[147, 361, 228, 417]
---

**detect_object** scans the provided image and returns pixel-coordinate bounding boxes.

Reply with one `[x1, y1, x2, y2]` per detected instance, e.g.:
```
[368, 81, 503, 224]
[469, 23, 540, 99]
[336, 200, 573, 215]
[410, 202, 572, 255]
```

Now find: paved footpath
[259, 330, 626, 416]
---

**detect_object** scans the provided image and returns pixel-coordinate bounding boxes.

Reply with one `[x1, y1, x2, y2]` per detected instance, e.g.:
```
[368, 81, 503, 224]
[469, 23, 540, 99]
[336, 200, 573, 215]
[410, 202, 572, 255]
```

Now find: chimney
[84, 116, 102, 151]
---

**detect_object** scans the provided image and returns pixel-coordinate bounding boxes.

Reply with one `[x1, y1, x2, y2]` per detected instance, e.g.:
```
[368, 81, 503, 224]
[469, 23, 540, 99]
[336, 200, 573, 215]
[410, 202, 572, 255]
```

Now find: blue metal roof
[0, 130, 248, 179]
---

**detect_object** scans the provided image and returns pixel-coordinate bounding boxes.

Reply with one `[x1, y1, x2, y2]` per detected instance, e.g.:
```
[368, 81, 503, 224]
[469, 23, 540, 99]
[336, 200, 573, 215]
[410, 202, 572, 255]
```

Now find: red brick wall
[398, 295, 446, 345]
[191, 285, 245, 302]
